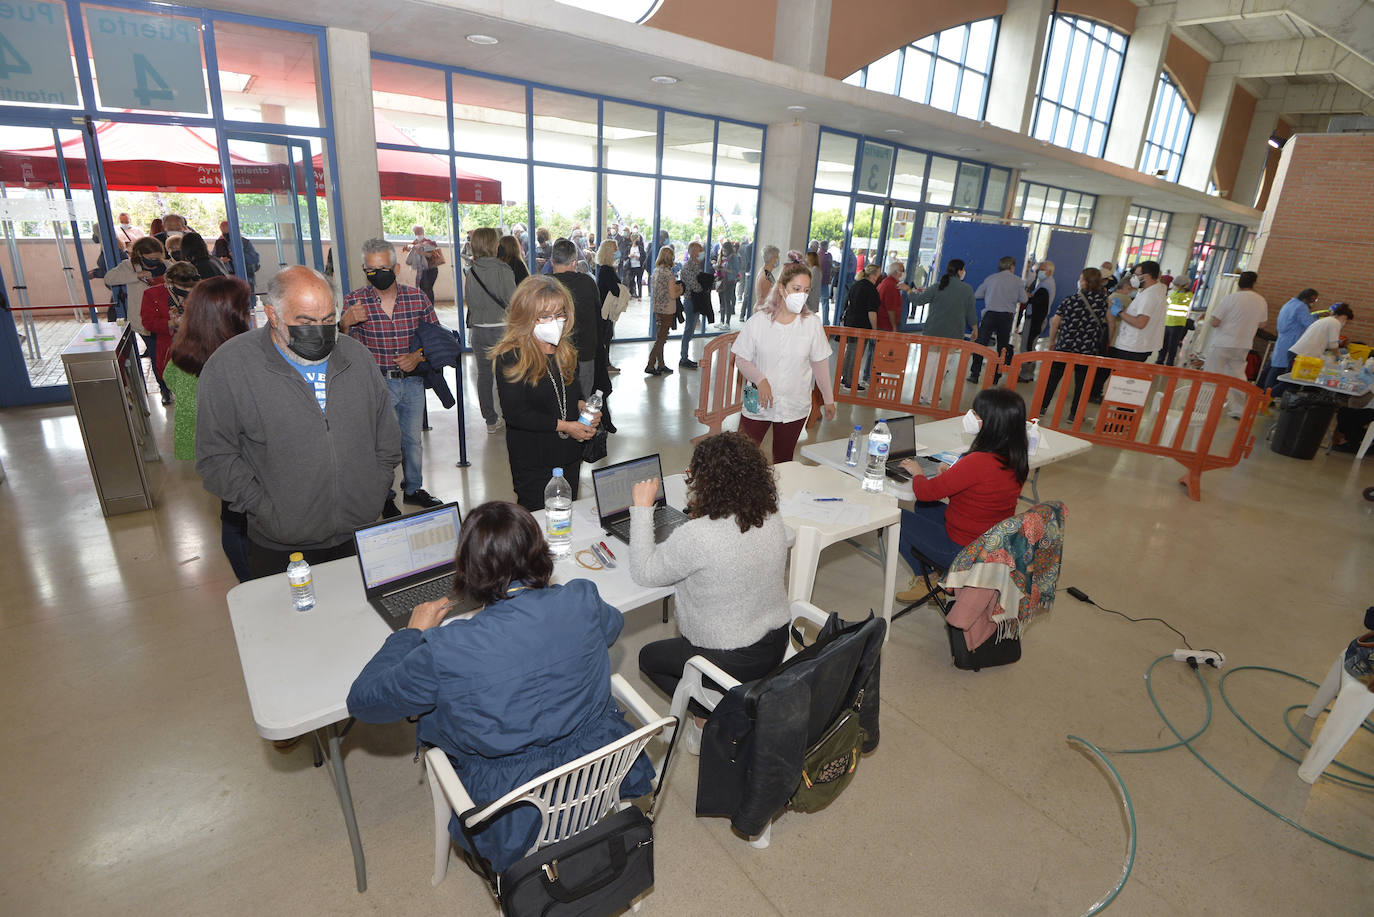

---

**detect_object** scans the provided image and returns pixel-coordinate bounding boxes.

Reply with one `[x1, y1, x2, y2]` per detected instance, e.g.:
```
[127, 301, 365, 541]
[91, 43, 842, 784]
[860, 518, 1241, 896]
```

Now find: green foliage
[809, 207, 846, 247]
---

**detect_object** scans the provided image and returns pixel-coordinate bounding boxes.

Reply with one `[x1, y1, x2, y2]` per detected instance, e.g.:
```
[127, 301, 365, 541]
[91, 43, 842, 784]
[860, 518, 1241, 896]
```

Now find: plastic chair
[666, 600, 833, 849]
[1297, 654, 1374, 784]
[425, 674, 675, 890]
[1148, 381, 1215, 450]
[1356, 421, 1374, 460]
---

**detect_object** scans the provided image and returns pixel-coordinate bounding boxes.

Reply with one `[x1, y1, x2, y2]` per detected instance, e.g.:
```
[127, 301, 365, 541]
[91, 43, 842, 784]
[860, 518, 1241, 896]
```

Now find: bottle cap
[553, 467, 563, 476]
[289, 552, 304, 562]
[853, 425, 862, 431]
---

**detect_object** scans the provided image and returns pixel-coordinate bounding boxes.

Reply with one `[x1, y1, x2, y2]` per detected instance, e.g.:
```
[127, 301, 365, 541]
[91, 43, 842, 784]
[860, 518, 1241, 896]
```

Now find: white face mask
[1129, 274, 1142, 289]
[533, 318, 565, 345]
[784, 291, 808, 313]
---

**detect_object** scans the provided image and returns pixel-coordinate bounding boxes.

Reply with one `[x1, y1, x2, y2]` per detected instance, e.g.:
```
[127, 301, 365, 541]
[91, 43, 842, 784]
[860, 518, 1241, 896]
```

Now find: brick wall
[1250, 133, 1374, 345]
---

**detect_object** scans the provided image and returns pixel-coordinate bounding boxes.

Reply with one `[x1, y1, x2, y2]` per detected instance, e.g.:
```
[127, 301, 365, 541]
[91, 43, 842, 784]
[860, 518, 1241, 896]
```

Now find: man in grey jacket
[196, 265, 401, 579]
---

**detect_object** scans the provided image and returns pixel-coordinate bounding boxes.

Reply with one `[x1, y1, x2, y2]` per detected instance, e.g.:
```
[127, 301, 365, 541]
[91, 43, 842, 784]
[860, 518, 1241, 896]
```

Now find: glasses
[362, 266, 393, 275]
[536, 312, 567, 322]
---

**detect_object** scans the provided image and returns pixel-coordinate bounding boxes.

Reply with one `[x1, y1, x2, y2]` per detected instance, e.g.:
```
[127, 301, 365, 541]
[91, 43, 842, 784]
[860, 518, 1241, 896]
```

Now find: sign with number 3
[84, 8, 208, 114]
[857, 142, 894, 196]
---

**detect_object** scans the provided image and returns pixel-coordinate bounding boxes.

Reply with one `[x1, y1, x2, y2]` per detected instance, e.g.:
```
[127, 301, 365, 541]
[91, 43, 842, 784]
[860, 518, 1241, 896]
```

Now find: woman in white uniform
[730, 260, 836, 462]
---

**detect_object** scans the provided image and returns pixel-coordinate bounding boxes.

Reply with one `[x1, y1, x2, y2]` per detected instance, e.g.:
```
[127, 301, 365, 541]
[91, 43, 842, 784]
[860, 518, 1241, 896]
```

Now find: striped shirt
[344, 283, 437, 369]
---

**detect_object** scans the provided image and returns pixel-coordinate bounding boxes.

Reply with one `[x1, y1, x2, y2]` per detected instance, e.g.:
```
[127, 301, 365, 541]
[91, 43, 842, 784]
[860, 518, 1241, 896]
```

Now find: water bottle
[286, 552, 315, 611]
[544, 468, 573, 558]
[578, 391, 602, 426]
[862, 420, 890, 493]
[844, 424, 863, 467]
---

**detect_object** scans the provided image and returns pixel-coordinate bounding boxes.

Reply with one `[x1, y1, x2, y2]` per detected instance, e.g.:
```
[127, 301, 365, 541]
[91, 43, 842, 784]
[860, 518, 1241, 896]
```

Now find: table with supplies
[801, 415, 1092, 503]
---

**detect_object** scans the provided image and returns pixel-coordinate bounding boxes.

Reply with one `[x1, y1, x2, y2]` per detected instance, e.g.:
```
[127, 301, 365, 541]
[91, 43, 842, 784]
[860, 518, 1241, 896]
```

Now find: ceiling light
[650, 74, 679, 85]
[465, 34, 499, 45]
[1268, 133, 1286, 149]
[884, 128, 904, 135]
[957, 146, 980, 152]
[787, 104, 807, 112]
[1155, 169, 1169, 177]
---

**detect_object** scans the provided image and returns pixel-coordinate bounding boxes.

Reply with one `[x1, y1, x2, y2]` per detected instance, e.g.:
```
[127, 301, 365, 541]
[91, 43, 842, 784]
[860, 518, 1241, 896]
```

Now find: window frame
[845, 17, 1000, 121]
[1138, 71, 1194, 183]
[1031, 13, 1128, 157]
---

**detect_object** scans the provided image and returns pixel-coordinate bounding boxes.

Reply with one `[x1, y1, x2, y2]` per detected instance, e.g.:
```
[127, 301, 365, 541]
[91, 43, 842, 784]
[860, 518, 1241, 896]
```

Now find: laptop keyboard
[607, 506, 688, 544]
[380, 574, 455, 620]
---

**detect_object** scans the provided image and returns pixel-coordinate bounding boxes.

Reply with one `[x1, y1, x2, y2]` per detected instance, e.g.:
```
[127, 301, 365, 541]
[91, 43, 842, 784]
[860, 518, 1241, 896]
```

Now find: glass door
[0, 122, 107, 406]
[223, 133, 325, 315]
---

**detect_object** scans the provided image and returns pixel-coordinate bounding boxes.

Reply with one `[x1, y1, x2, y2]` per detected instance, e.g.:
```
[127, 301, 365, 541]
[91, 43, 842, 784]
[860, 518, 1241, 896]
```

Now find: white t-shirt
[1114, 281, 1167, 355]
[732, 311, 832, 424]
[1207, 289, 1268, 351]
[1289, 315, 1342, 358]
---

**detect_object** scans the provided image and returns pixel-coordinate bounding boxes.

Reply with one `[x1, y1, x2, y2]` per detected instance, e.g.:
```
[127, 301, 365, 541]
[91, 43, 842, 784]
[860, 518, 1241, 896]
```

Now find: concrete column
[1161, 212, 1201, 277]
[772, 0, 831, 73]
[1178, 67, 1238, 192]
[1086, 195, 1130, 269]
[985, 0, 1055, 134]
[755, 119, 820, 274]
[1101, 6, 1172, 170]
[1233, 98, 1282, 208]
[324, 27, 383, 288]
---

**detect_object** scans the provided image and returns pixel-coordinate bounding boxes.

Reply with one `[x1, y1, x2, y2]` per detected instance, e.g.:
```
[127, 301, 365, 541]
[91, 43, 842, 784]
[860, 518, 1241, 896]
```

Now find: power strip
[1173, 649, 1224, 669]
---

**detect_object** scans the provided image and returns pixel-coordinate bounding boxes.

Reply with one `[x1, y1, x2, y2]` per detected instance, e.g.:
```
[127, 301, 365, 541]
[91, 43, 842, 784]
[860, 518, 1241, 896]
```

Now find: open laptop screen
[882, 415, 917, 456]
[593, 455, 666, 519]
[355, 504, 461, 591]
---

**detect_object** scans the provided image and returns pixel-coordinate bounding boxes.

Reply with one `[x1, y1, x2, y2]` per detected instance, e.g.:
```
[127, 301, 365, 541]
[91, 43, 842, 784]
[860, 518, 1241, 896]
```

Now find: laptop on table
[880, 415, 921, 481]
[353, 502, 479, 631]
[592, 454, 689, 545]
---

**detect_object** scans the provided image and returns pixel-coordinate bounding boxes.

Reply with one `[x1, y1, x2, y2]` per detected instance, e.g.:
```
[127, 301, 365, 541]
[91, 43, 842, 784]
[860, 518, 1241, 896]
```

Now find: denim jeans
[387, 375, 425, 494]
[899, 503, 962, 575]
[679, 302, 698, 361]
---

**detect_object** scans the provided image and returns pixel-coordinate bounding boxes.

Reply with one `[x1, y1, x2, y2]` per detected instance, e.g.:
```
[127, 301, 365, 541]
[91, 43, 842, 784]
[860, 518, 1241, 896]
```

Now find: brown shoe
[271, 737, 303, 753]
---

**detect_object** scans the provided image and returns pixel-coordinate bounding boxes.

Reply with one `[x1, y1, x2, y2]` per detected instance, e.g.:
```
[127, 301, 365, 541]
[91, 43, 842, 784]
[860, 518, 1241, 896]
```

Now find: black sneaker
[658, 365, 674, 375]
[382, 497, 402, 519]
[403, 488, 443, 508]
[679, 359, 699, 369]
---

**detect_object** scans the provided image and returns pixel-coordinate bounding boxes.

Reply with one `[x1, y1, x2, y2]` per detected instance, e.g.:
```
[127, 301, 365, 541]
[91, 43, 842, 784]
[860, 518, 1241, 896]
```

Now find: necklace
[546, 357, 569, 439]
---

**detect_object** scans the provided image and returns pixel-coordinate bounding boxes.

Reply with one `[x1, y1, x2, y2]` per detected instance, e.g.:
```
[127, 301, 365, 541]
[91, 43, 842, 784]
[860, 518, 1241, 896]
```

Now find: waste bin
[1270, 390, 1338, 459]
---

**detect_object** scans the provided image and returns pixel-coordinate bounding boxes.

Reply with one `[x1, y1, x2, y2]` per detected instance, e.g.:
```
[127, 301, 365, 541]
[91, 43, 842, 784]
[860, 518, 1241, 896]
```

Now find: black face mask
[285, 323, 337, 361]
[143, 259, 166, 277]
[365, 268, 396, 291]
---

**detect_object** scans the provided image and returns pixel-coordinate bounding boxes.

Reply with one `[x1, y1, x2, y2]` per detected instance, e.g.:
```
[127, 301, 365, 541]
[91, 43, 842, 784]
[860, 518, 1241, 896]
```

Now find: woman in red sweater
[896, 388, 1029, 580]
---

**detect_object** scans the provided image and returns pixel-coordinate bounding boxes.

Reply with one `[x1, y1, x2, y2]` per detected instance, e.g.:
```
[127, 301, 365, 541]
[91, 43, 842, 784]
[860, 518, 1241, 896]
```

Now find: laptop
[880, 415, 922, 482]
[353, 503, 479, 631]
[592, 454, 689, 545]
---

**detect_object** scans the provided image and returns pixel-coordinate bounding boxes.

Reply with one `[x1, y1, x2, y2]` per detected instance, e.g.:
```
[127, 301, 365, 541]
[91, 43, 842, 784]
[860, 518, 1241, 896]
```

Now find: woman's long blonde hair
[489, 275, 578, 386]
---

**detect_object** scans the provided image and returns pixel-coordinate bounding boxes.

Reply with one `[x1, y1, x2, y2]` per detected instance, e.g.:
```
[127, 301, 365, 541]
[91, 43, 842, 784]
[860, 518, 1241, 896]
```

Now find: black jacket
[696, 614, 885, 836]
[553, 270, 602, 363]
[842, 279, 880, 329]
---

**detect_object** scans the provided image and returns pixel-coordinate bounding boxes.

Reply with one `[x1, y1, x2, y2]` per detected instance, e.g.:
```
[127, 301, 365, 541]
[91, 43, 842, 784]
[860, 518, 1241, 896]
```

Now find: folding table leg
[317, 723, 368, 892]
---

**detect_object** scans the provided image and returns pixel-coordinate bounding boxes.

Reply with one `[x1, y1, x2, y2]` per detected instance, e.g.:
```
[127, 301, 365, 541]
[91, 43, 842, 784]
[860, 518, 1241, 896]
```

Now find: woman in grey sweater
[465, 227, 517, 433]
[628, 432, 792, 727]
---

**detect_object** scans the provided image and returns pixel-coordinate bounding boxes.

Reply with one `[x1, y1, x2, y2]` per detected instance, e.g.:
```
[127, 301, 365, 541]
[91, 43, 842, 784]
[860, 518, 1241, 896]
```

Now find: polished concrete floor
[1, 336, 1371, 916]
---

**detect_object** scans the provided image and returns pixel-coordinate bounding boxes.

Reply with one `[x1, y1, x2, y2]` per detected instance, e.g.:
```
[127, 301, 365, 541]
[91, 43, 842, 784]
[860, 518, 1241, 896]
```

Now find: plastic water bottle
[544, 468, 573, 558]
[862, 421, 890, 492]
[578, 391, 602, 426]
[844, 424, 863, 467]
[286, 552, 315, 611]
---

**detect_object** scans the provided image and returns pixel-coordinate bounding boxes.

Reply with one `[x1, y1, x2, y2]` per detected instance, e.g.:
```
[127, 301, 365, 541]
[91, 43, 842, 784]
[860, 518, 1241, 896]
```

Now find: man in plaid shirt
[341, 238, 445, 516]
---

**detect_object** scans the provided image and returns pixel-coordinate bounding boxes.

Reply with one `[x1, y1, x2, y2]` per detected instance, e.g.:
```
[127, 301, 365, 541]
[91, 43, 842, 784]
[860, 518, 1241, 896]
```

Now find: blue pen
[814, 497, 844, 502]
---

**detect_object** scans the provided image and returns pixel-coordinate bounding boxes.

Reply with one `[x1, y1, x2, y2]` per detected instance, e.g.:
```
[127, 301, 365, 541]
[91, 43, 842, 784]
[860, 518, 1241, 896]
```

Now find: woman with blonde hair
[595, 239, 622, 376]
[465, 226, 517, 433]
[731, 260, 836, 462]
[497, 234, 529, 284]
[492, 276, 601, 510]
[646, 245, 681, 375]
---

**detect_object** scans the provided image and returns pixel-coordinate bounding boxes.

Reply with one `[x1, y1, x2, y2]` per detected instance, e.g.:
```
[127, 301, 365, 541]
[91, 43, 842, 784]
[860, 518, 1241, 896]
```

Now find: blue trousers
[899, 503, 962, 575]
[387, 376, 425, 494]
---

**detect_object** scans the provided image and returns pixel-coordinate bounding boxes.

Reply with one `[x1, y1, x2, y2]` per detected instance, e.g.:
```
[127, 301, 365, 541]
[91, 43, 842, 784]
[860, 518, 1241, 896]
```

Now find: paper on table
[779, 490, 873, 526]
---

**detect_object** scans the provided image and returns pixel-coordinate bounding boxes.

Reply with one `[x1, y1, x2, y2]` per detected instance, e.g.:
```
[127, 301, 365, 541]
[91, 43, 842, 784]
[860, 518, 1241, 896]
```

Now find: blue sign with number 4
[84, 7, 208, 114]
[0, 1, 80, 106]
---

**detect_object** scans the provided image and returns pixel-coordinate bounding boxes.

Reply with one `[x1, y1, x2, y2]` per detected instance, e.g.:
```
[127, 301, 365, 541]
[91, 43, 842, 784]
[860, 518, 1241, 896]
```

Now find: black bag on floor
[498, 806, 653, 917]
[946, 624, 1021, 672]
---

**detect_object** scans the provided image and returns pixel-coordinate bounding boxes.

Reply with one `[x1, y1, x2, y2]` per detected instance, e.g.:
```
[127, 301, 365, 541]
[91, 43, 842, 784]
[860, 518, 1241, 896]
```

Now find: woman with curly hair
[628, 432, 792, 740]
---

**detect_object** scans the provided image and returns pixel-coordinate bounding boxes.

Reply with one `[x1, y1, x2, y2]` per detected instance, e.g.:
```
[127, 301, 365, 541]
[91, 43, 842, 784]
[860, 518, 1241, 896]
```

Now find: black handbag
[499, 806, 653, 917]
[582, 427, 609, 463]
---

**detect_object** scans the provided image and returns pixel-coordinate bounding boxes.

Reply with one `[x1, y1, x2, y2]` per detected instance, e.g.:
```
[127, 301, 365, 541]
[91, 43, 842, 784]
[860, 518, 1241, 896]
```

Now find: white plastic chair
[1297, 654, 1374, 784]
[1355, 421, 1374, 460]
[666, 600, 832, 849]
[425, 674, 675, 890]
[1148, 381, 1215, 449]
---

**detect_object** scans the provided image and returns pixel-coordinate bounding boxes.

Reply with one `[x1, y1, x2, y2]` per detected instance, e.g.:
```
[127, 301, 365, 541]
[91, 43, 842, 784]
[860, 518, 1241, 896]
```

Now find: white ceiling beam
[1170, 0, 1293, 28]
[1223, 35, 1374, 102]
[1266, 81, 1374, 114]
[1172, 23, 1226, 62]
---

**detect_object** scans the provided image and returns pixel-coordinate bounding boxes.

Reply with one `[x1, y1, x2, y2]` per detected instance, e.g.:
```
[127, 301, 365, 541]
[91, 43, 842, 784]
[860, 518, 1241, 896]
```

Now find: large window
[1116, 205, 1171, 273]
[1013, 181, 1097, 263]
[844, 18, 999, 120]
[1139, 72, 1193, 183]
[1032, 14, 1127, 157]
[370, 56, 764, 341]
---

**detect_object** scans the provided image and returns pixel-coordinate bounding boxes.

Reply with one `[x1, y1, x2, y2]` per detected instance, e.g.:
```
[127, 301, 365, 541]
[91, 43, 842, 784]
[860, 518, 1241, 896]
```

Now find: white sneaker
[486, 419, 505, 433]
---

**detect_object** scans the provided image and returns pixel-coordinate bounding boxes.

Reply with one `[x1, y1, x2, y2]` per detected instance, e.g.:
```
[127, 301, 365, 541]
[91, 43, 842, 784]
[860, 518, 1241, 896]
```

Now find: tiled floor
[1, 337, 1371, 916]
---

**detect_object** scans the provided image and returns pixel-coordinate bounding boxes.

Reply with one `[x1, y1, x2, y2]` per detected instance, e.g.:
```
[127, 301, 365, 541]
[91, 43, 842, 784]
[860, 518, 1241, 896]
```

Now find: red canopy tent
[0, 116, 501, 203]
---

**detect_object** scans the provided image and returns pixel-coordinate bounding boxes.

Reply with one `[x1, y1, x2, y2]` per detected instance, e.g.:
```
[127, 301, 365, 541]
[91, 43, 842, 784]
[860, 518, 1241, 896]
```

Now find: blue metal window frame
[845, 17, 1000, 121]
[371, 51, 767, 345]
[1032, 13, 1127, 157]
[1119, 204, 1172, 268]
[1014, 180, 1097, 229]
[1139, 71, 1194, 184]
[0, 0, 347, 405]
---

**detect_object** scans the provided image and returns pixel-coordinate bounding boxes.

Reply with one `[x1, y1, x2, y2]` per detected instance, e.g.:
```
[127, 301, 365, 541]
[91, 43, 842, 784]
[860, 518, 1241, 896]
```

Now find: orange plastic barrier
[693, 332, 744, 443]
[1007, 350, 1265, 500]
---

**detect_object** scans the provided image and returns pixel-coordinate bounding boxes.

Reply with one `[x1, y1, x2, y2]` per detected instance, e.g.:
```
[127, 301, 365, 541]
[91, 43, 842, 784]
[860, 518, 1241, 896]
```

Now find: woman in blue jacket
[347, 501, 653, 872]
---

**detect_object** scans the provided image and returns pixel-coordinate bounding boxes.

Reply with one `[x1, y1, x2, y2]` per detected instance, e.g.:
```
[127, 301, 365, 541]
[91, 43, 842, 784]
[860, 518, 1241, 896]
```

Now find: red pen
[599, 541, 616, 560]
